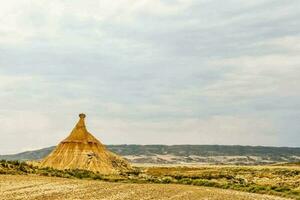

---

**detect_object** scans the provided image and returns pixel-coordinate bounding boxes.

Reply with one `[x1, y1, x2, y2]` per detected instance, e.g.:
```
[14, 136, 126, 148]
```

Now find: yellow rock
[40, 113, 131, 174]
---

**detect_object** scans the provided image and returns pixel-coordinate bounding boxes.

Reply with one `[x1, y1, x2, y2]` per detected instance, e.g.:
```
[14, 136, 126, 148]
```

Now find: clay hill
[40, 114, 131, 174]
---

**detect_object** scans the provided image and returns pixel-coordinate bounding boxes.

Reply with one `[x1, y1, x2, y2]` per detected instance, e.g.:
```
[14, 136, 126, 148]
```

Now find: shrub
[161, 177, 173, 184]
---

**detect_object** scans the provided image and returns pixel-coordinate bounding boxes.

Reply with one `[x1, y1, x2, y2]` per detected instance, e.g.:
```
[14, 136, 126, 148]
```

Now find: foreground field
[1, 160, 300, 199]
[0, 175, 289, 200]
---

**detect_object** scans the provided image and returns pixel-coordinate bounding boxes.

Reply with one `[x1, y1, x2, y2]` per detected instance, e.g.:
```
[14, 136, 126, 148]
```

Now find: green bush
[161, 177, 173, 184]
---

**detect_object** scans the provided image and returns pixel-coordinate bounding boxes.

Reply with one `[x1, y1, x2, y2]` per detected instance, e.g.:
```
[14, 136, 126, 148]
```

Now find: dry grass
[1, 160, 299, 199]
[141, 165, 300, 199]
[0, 175, 289, 200]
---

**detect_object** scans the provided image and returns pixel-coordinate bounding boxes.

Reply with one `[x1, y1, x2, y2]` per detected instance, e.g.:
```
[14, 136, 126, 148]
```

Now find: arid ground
[0, 175, 290, 200]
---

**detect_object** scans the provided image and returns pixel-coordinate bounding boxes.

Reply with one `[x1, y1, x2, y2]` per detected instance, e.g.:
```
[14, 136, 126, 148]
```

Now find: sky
[0, 0, 300, 154]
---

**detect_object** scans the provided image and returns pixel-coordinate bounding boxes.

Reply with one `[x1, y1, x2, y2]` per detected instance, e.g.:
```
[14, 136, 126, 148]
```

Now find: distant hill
[1, 145, 300, 165]
[0, 146, 55, 161]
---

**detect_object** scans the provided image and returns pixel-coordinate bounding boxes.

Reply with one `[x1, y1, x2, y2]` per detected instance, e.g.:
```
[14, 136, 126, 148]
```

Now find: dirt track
[0, 175, 289, 200]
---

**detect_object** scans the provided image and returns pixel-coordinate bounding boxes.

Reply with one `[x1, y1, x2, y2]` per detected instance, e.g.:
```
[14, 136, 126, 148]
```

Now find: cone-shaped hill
[40, 114, 131, 174]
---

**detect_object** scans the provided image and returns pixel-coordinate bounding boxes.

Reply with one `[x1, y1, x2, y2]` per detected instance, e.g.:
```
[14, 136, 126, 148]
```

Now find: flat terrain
[0, 175, 289, 200]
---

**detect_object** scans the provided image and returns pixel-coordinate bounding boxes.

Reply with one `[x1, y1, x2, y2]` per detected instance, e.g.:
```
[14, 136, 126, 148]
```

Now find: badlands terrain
[1, 145, 300, 165]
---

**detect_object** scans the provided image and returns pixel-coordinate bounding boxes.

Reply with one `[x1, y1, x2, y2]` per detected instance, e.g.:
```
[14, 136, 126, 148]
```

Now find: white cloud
[0, 75, 34, 89]
[89, 115, 278, 146]
[203, 55, 300, 98]
[0, 0, 300, 153]
[0, 111, 53, 154]
[0, 0, 195, 46]
[264, 36, 300, 52]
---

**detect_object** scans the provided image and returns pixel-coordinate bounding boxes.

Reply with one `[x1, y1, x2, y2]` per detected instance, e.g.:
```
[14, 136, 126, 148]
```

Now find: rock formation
[40, 113, 131, 174]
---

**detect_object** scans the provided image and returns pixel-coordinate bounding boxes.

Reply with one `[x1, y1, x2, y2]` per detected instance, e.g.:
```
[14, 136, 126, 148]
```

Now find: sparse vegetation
[141, 166, 300, 199]
[1, 175, 286, 200]
[1, 160, 299, 199]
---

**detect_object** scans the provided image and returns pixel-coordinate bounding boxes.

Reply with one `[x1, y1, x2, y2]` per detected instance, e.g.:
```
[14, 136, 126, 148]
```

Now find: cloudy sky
[0, 0, 299, 154]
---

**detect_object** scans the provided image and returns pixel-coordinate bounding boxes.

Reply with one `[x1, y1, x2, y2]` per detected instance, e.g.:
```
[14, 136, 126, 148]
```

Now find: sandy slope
[0, 175, 289, 200]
